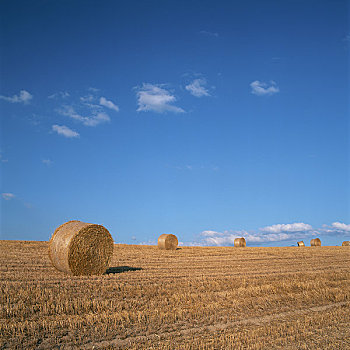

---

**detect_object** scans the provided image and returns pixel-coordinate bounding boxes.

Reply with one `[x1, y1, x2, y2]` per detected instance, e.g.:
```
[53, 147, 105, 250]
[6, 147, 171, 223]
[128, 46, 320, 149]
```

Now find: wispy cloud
[80, 95, 94, 103]
[192, 222, 322, 246]
[2, 193, 15, 200]
[260, 222, 312, 233]
[199, 230, 310, 246]
[42, 159, 53, 166]
[88, 87, 100, 92]
[185, 78, 210, 97]
[99, 97, 119, 112]
[58, 105, 110, 127]
[167, 164, 219, 171]
[322, 222, 350, 234]
[52, 124, 79, 138]
[199, 30, 219, 38]
[193, 221, 350, 246]
[250, 81, 279, 96]
[136, 83, 185, 114]
[48, 91, 70, 99]
[0, 153, 8, 163]
[0, 90, 33, 104]
[331, 222, 350, 231]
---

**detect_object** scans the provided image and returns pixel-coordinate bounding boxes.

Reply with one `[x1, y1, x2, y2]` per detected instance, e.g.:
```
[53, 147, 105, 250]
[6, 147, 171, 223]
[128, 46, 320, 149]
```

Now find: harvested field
[0, 241, 349, 349]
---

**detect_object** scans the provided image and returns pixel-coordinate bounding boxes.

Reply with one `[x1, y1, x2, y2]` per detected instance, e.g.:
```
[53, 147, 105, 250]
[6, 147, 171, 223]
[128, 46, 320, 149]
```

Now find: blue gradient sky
[1, 0, 349, 246]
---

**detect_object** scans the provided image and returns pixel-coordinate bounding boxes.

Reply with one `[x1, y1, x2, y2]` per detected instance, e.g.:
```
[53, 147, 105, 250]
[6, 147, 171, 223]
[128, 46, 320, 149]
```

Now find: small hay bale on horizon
[297, 241, 305, 247]
[342, 241, 350, 246]
[234, 237, 246, 247]
[158, 234, 178, 250]
[310, 238, 321, 247]
[48, 220, 114, 276]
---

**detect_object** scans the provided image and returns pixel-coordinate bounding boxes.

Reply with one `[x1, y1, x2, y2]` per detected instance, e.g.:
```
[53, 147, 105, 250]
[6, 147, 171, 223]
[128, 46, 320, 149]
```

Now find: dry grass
[0, 241, 349, 349]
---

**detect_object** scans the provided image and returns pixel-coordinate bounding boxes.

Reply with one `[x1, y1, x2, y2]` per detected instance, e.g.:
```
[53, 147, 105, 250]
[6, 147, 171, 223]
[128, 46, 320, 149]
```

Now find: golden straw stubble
[158, 234, 178, 250]
[310, 238, 321, 247]
[234, 237, 246, 247]
[48, 220, 114, 276]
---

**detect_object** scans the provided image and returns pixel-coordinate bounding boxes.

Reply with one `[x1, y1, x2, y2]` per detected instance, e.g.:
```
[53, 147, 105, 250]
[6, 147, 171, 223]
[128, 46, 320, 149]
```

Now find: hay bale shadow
[105, 266, 142, 274]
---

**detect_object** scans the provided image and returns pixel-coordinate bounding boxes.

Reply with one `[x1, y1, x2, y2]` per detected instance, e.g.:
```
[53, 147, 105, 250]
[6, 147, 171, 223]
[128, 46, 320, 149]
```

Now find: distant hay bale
[48, 220, 114, 276]
[158, 234, 178, 250]
[310, 238, 321, 247]
[342, 241, 350, 246]
[234, 237, 246, 247]
[297, 241, 305, 247]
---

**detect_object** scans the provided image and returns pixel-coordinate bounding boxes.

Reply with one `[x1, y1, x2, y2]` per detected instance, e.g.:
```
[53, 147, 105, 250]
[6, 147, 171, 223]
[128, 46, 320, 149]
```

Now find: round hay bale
[310, 238, 321, 247]
[48, 220, 114, 276]
[158, 234, 178, 250]
[234, 237, 246, 247]
[297, 241, 305, 247]
[342, 241, 350, 246]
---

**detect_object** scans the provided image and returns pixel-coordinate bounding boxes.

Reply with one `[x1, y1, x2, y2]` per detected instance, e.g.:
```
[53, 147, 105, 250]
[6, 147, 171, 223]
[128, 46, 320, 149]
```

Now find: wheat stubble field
[0, 241, 349, 349]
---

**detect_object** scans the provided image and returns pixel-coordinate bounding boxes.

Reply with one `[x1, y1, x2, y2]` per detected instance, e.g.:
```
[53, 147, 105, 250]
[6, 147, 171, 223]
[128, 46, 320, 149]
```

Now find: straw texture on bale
[297, 241, 305, 247]
[48, 220, 114, 276]
[158, 234, 178, 250]
[342, 241, 350, 246]
[310, 238, 321, 247]
[234, 237, 246, 247]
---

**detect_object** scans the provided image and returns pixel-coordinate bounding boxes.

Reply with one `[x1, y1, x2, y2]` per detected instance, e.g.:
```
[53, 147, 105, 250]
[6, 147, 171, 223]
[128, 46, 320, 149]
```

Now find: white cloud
[199, 30, 219, 37]
[343, 34, 350, 42]
[58, 105, 110, 127]
[0, 90, 33, 104]
[42, 159, 53, 166]
[80, 95, 94, 103]
[48, 91, 70, 99]
[199, 229, 313, 246]
[136, 83, 185, 114]
[52, 125, 79, 138]
[99, 97, 119, 112]
[250, 81, 279, 96]
[0, 154, 8, 163]
[88, 87, 100, 92]
[194, 222, 318, 246]
[201, 230, 223, 237]
[185, 78, 210, 97]
[331, 222, 350, 232]
[260, 222, 312, 233]
[2, 193, 15, 200]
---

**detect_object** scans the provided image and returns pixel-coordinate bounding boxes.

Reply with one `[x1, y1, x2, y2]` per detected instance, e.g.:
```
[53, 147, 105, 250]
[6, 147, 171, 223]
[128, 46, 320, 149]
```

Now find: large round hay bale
[310, 238, 321, 247]
[158, 234, 178, 250]
[297, 241, 305, 247]
[234, 237, 246, 247]
[342, 241, 350, 246]
[48, 220, 114, 276]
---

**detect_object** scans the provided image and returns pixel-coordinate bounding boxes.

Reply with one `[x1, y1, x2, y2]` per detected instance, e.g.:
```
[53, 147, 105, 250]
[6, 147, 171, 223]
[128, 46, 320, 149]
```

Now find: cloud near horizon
[136, 83, 185, 113]
[52, 124, 79, 138]
[192, 221, 349, 246]
[0, 90, 33, 104]
[250, 81, 279, 96]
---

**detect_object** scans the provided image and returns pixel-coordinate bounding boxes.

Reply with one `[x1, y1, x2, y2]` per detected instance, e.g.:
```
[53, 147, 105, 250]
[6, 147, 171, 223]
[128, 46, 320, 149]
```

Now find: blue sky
[1, 0, 349, 246]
